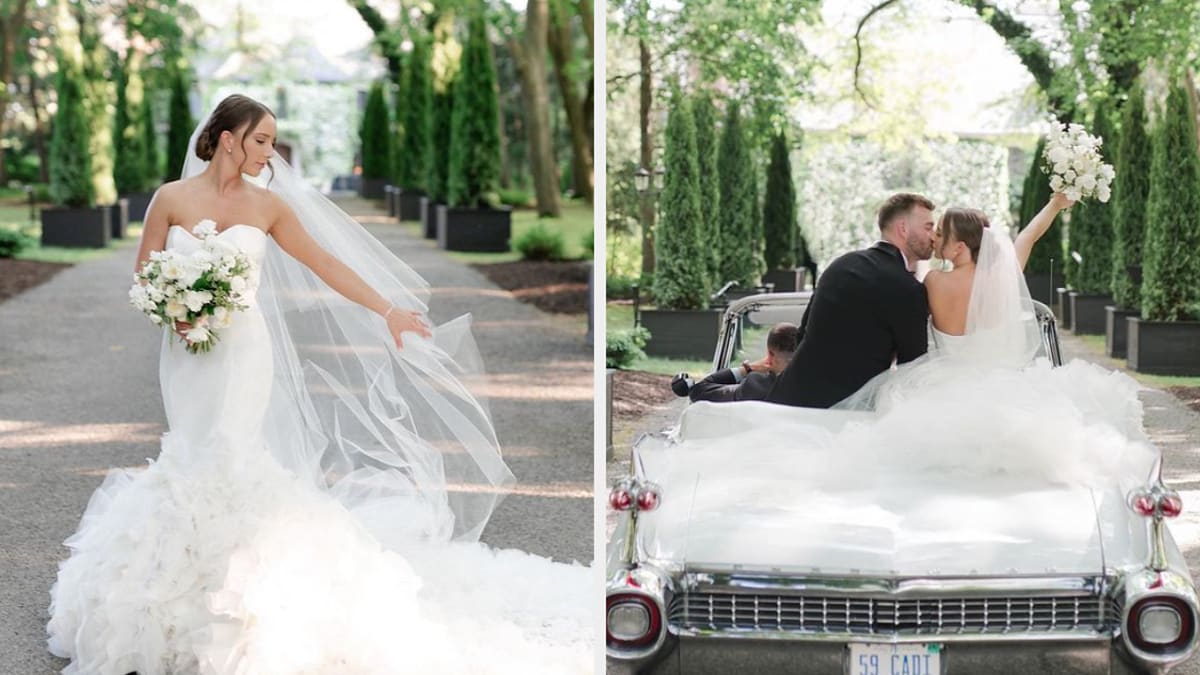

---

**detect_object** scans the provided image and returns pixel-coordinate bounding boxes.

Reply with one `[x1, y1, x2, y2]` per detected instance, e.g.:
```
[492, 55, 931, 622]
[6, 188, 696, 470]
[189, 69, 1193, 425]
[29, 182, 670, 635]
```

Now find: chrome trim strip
[667, 626, 1114, 643]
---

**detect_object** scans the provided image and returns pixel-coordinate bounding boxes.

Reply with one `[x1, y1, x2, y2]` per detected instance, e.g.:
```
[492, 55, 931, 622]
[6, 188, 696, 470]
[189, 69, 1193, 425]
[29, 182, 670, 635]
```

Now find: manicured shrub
[606, 326, 650, 369]
[514, 223, 566, 261]
[692, 92, 720, 288]
[1067, 105, 1116, 293]
[717, 102, 761, 287]
[0, 229, 34, 258]
[399, 35, 432, 191]
[113, 54, 151, 194]
[359, 81, 392, 181]
[165, 68, 193, 181]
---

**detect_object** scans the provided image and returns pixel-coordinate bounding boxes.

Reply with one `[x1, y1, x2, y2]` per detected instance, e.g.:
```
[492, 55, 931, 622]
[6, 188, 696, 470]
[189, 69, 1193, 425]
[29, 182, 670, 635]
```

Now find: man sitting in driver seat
[672, 322, 799, 403]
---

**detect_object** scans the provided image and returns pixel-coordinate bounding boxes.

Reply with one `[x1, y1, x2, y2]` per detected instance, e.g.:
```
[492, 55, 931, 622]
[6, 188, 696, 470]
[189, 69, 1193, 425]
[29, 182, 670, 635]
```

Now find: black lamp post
[26, 184, 35, 228]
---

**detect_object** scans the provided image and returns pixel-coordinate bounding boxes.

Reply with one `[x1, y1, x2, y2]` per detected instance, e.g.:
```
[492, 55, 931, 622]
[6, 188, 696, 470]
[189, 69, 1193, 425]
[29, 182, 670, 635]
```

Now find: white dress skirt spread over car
[46, 117, 592, 675]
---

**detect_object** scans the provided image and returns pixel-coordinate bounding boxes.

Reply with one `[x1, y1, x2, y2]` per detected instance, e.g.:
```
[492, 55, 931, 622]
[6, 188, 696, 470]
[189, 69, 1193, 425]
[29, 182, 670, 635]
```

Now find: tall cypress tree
[1020, 138, 1064, 280]
[49, 61, 94, 207]
[112, 51, 150, 194]
[692, 91, 720, 289]
[652, 91, 708, 310]
[359, 81, 392, 180]
[717, 102, 760, 287]
[1067, 104, 1116, 294]
[426, 85, 455, 204]
[762, 130, 797, 270]
[1141, 84, 1200, 321]
[400, 35, 432, 192]
[1111, 83, 1151, 310]
[447, 11, 501, 208]
[142, 93, 160, 185]
[165, 68, 193, 181]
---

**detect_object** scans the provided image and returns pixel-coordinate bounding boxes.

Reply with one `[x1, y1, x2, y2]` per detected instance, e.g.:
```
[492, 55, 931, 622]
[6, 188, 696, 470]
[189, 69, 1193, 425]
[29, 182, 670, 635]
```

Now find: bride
[46, 94, 590, 674]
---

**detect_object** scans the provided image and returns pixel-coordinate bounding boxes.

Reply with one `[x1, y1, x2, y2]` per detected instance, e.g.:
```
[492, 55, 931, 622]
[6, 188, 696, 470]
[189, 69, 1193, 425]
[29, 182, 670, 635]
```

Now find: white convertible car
[607, 292, 1198, 675]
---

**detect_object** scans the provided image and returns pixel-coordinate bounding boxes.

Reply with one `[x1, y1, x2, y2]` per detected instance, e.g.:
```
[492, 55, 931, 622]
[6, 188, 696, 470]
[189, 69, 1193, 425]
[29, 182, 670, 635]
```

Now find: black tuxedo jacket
[766, 242, 929, 408]
[689, 368, 776, 403]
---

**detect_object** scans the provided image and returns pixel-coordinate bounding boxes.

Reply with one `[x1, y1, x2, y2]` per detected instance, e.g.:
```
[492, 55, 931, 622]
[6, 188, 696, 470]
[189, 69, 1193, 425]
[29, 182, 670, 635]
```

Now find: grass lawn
[443, 199, 593, 265]
[0, 204, 142, 264]
[1076, 334, 1200, 389]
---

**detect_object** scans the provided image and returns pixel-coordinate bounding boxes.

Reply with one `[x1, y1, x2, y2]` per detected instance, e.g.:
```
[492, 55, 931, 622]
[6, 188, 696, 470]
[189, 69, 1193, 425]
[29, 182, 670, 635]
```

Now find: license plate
[848, 643, 941, 675]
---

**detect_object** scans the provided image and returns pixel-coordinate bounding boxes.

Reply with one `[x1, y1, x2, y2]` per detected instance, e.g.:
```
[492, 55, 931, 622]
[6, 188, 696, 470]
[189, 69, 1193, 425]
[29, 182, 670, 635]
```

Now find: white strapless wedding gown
[47, 225, 591, 675]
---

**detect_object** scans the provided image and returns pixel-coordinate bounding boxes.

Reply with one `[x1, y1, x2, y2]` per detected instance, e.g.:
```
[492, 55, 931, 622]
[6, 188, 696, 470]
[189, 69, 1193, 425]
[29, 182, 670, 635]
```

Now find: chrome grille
[669, 592, 1119, 635]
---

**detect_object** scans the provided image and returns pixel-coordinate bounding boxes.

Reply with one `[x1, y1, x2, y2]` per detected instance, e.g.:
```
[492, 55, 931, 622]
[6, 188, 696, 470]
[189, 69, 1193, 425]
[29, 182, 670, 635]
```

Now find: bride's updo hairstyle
[938, 208, 989, 262]
[195, 94, 276, 181]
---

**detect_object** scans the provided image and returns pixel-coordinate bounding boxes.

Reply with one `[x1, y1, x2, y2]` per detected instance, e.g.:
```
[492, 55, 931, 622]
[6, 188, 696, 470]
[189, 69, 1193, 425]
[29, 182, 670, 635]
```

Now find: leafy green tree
[763, 130, 797, 270]
[113, 51, 151, 194]
[692, 91, 720, 288]
[1110, 83, 1151, 309]
[717, 102, 760, 287]
[48, 62, 94, 207]
[1020, 138, 1064, 278]
[652, 91, 708, 310]
[1067, 104, 1116, 294]
[142, 92, 160, 184]
[359, 81, 392, 181]
[1141, 84, 1200, 322]
[424, 13, 460, 205]
[447, 11, 501, 208]
[165, 68, 193, 181]
[400, 35, 432, 191]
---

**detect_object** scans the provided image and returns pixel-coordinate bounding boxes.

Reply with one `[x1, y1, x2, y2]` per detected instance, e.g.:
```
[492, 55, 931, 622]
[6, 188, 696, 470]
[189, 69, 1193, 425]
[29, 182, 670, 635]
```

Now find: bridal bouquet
[129, 220, 254, 354]
[1041, 121, 1115, 202]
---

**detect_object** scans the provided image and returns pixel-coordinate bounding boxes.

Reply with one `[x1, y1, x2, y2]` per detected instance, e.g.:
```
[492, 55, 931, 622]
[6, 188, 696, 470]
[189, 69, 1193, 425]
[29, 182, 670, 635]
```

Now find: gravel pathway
[0, 196, 593, 673]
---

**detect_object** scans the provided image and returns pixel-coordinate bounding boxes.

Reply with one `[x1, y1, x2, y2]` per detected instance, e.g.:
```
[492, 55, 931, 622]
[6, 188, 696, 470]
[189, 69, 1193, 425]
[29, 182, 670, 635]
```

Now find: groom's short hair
[877, 193, 935, 232]
[767, 323, 800, 356]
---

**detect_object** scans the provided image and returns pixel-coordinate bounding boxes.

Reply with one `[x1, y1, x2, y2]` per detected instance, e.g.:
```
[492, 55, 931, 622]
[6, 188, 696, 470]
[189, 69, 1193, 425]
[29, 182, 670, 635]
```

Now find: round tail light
[636, 484, 661, 511]
[1133, 493, 1156, 516]
[1161, 494, 1183, 518]
[607, 592, 662, 649]
[1127, 596, 1196, 655]
[609, 486, 634, 511]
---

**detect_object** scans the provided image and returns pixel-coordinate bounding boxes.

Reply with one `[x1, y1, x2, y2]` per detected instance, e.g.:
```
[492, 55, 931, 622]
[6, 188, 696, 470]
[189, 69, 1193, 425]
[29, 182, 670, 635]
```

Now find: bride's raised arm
[266, 193, 432, 348]
[1014, 192, 1074, 270]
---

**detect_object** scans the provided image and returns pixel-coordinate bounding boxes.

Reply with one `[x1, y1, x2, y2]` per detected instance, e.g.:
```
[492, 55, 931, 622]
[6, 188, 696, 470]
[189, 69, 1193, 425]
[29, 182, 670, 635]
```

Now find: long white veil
[834, 226, 1042, 411]
[181, 111, 515, 545]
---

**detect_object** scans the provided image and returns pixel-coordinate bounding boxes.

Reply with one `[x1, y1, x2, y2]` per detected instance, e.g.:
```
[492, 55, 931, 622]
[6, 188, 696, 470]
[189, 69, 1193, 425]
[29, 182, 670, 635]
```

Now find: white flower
[1053, 161, 1070, 175]
[193, 219, 218, 238]
[212, 305, 233, 328]
[186, 324, 211, 343]
[1050, 175, 1064, 191]
[1099, 164, 1115, 180]
[165, 298, 189, 320]
[149, 314, 163, 325]
[1047, 146, 1071, 164]
[1077, 173, 1097, 190]
[183, 289, 214, 312]
[230, 276, 248, 294]
[1064, 169, 1077, 183]
[161, 257, 187, 281]
[1097, 186, 1111, 203]
[1065, 187, 1083, 202]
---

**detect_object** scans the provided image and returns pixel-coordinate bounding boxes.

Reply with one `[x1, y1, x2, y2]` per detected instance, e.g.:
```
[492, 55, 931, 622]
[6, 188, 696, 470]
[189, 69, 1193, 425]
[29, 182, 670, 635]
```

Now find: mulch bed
[1168, 386, 1200, 415]
[471, 260, 590, 314]
[612, 369, 676, 421]
[0, 258, 72, 304]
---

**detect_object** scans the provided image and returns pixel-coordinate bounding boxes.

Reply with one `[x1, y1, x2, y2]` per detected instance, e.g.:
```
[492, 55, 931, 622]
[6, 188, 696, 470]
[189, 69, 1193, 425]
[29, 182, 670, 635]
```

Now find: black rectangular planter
[1105, 306, 1138, 358]
[435, 204, 512, 252]
[398, 188, 424, 222]
[359, 177, 388, 200]
[120, 191, 154, 222]
[1025, 272, 1055, 307]
[384, 185, 398, 217]
[1128, 317, 1200, 375]
[108, 199, 129, 239]
[420, 197, 438, 239]
[763, 269, 806, 293]
[640, 308, 723, 360]
[1069, 292, 1111, 335]
[1055, 287, 1073, 328]
[40, 206, 111, 248]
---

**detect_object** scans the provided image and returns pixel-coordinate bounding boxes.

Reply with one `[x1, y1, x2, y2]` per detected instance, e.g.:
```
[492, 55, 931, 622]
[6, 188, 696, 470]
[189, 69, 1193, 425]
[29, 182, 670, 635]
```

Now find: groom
[766, 193, 936, 408]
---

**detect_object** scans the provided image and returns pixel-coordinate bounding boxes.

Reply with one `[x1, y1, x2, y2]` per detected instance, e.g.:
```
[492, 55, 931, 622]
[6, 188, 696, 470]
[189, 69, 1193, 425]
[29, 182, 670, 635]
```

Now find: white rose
[1097, 186, 1111, 203]
[165, 298, 189, 320]
[1064, 169, 1077, 183]
[1099, 164, 1115, 180]
[1047, 146, 1071, 165]
[183, 289, 214, 312]
[186, 324, 211, 343]
[230, 276, 248, 294]
[1065, 187, 1083, 202]
[193, 219, 218, 238]
[1049, 175, 1064, 191]
[1052, 161, 1070, 175]
[147, 285, 165, 303]
[1077, 173, 1097, 190]
[149, 314, 164, 325]
[161, 258, 186, 281]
